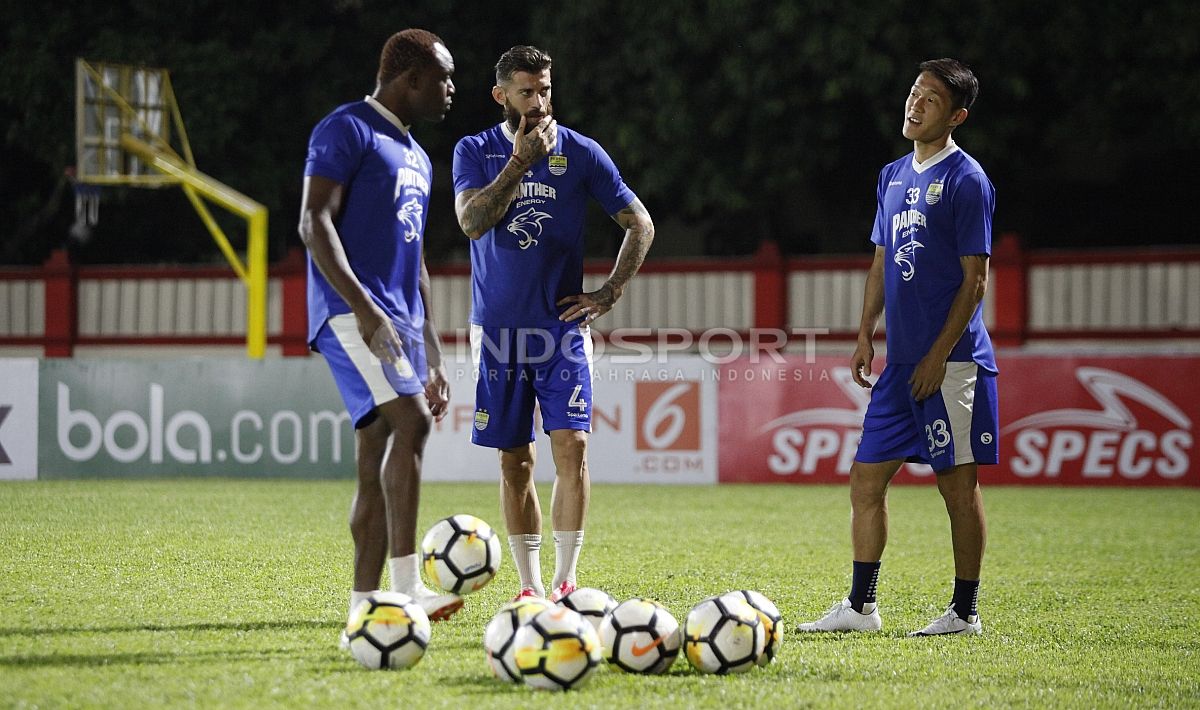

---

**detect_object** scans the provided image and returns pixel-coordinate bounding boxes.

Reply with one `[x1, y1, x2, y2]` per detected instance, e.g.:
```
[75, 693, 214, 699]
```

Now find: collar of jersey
[911, 137, 958, 174]
[499, 121, 518, 145]
[364, 96, 410, 135]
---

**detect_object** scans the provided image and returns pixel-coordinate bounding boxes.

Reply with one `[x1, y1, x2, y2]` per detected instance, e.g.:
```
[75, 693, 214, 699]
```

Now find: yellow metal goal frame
[75, 58, 268, 359]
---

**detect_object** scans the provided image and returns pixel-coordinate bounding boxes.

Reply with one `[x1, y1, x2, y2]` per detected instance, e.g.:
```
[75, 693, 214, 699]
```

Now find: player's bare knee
[377, 397, 432, 447]
[849, 464, 891, 506]
[500, 447, 535, 486]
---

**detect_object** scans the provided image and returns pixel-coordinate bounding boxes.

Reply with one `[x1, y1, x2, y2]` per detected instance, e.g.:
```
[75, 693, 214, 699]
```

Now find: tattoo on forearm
[605, 202, 655, 295]
[460, 161, 526, 236]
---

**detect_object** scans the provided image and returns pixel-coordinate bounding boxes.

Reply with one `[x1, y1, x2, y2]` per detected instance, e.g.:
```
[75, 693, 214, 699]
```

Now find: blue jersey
[452, 123, 636, 328]
[304, 97, 432, 345]
[869, 140, 997, 372]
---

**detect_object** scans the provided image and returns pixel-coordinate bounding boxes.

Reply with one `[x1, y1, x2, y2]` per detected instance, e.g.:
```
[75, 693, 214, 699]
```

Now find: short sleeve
[952, 170, 995, 257]
[584, 139, 636, 217]
[452, 136, 488, 194]
[304, 113, 367, 184]
[869, 167, 889, 247]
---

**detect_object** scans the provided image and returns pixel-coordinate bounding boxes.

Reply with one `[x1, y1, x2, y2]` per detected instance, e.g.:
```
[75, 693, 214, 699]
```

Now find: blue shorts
[469, 323, 593, 448]
[856, 361, 998, 473]
[314, 314, 427, 428]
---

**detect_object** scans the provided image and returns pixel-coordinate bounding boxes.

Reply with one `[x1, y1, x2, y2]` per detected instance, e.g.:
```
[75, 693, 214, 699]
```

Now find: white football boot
[795, 598, 882, 632]
[907, 604, 982, 637]
[407, 585, 463, 622]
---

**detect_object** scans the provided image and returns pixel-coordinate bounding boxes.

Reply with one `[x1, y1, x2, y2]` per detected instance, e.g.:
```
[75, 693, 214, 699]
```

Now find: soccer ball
[345, 591, 431, 670]
[512, 607, 602, 691]
[683, 595, 766, 674]
[420, 514, 501, 594]
[721, 590, 782, 665]
[598, 598, 681, 674]
[483, 597, 556, 682]
[556, 587, 617, 634]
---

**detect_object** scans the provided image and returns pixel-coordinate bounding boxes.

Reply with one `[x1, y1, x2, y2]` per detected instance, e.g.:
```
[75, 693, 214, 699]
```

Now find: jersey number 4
[568, 385, 588, 411]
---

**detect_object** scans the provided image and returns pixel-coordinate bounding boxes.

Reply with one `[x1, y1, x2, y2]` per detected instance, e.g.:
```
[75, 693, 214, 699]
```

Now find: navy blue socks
[848, 560, 881, 612]
[952, 577, 980, 619]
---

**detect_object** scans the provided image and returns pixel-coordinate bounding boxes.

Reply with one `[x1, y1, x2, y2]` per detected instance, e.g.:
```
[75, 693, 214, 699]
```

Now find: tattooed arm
[455, 115, 556, 239]
[557, 197, 655, 325]
[454, 164, 525, 240]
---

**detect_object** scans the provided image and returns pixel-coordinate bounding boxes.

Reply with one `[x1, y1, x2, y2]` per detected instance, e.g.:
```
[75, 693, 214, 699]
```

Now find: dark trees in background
[1, 0, 1196, 264]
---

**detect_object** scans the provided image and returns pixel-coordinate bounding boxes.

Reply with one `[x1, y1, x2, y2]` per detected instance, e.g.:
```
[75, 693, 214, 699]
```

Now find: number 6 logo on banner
[635, 382, 701, 452]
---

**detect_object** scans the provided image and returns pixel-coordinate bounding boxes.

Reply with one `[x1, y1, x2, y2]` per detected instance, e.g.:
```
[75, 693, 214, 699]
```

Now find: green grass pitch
[1, 481, 1197, 708]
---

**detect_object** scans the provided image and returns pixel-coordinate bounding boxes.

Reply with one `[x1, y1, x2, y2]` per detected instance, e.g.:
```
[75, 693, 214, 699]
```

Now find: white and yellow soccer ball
[556, 587, 618, 634]
[483, 597, 556, 682]
[683, 594, 766, 674]
[420, 514, 502, 594]
[345, 591, 431, 670]
[512, 606, 602, 691]
[598, 598, 681, 675]
[720, 590, 783, 666]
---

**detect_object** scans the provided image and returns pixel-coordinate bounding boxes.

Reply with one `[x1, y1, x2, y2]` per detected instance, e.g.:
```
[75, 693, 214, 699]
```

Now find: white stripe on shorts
[579, 324, 594, 375]
[941, 361, 978, 466]
[469, 323, 484, 373]
[329, 314, 400, 408]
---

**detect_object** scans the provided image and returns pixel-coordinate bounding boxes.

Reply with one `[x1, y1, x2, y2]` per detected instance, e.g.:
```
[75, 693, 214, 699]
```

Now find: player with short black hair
[298, 29, 462, 639]
[798, 58, 998, 637]
[452, 45, 655, 603]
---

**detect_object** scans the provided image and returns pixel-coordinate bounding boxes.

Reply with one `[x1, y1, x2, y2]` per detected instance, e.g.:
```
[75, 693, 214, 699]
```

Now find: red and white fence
[1, 235, 1197, 355]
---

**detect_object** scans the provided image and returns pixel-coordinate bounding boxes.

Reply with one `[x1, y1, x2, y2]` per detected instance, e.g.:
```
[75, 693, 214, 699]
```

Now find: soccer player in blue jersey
[298, 29, 463, 635]
[452, 45, 654, 603]
[798, 59, 997, 636]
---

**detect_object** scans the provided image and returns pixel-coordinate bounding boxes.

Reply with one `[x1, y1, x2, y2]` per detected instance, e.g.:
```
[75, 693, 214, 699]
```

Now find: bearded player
[452, 45, 654, 602]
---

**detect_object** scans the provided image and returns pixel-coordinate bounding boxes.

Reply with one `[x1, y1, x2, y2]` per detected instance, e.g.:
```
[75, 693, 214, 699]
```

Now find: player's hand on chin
[514, 114, 556, 165]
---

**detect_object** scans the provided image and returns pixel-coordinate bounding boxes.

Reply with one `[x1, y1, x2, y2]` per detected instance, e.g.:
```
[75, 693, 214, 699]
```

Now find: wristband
[510, 153, 530, 169]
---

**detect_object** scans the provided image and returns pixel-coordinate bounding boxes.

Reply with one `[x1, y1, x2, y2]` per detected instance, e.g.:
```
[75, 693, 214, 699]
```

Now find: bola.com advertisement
[2, 356, 718, 483]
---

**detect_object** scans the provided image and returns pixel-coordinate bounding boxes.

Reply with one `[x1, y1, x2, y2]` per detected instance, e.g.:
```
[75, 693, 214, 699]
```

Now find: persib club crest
[474, 410, 490, 431]
[507, 206, 553, 250]
[925, 180, 944, 205]
[548, 155, 567, 176]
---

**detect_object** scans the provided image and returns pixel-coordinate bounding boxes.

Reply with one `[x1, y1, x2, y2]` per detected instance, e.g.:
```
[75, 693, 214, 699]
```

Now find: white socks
[551, 530, 584, 591]
[349, 589, 376, 617]
[388, 553, 423, 596]
[508, 534, 545, 597]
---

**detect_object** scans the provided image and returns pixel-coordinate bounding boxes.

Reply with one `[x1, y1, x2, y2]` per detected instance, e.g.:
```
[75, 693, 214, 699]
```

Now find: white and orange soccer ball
[683, 594, 766, 674]
[344, 592, 431, 670]
[556, 587, 618, 634]
[720, 590, 783, 665]
[512, 606, 602, 691]
[420, 514, 502, 594]
[483, 597, 556, 682]
[597, 598, 681, 675]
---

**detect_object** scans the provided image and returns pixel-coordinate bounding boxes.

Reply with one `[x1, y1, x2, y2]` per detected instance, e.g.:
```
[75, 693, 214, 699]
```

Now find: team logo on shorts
[474, 410, 490, 431]
[925, 180, 944, 205]
[548, 155, 567, 176]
